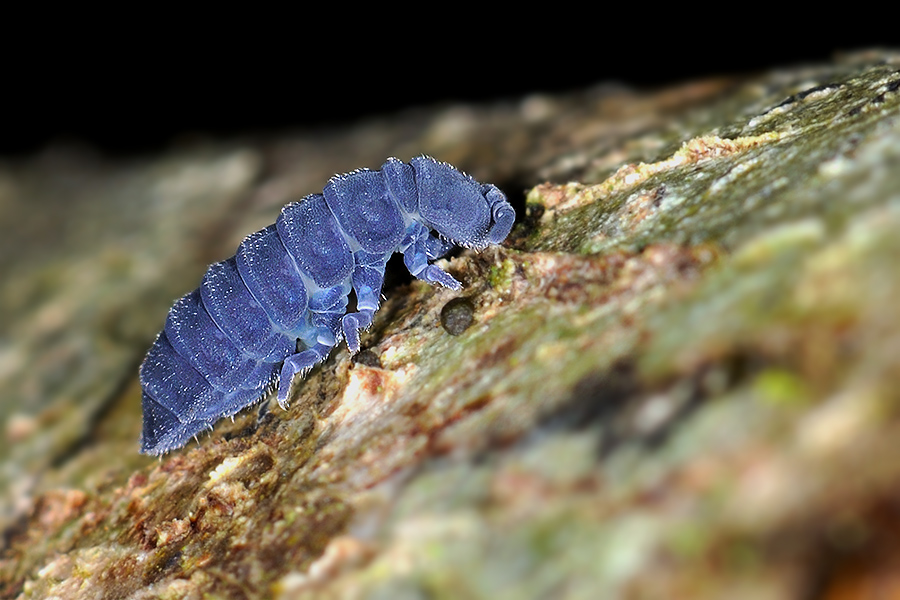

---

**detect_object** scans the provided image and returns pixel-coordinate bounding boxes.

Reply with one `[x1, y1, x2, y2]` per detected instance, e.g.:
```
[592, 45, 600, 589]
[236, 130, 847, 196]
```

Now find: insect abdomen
[141, 203, 353, 453]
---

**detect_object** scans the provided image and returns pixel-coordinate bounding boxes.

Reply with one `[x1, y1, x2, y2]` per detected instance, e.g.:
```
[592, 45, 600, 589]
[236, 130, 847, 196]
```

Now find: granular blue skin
[140, 156, 515, 455]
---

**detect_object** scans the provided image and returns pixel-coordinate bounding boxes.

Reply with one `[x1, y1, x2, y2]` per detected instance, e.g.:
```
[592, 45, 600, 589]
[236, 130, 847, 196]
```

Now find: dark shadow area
[2, 38, 877, 158]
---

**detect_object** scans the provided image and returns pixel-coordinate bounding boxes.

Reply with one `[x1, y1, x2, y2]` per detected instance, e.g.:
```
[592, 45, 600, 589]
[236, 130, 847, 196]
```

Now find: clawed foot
[421, 264, 461, 290]
[341, 310, 373, 354]
[277, 344, 331, 408]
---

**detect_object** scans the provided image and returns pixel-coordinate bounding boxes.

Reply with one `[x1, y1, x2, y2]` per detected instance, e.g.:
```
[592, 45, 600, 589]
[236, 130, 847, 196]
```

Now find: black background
[2, 20, 892, 158]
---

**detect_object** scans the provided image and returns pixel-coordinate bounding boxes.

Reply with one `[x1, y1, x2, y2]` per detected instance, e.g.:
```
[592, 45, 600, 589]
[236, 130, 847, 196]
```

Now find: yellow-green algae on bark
[2, 52, 900, 599]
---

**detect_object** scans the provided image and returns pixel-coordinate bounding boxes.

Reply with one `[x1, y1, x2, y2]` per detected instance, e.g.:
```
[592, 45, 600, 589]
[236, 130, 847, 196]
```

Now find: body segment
[140, 156, 514, 455]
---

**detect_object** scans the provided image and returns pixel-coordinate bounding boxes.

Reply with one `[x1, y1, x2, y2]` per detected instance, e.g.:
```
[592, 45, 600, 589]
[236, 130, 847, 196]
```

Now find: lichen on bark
[2, 51, 900, 599]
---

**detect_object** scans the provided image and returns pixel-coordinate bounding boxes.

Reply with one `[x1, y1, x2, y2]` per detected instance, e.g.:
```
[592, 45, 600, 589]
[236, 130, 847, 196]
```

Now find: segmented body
[139, 156, 514, 454]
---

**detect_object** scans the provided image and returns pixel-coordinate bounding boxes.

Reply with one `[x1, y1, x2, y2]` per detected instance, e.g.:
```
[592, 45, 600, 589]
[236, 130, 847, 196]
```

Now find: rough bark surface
[2, 50, 899, 599]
